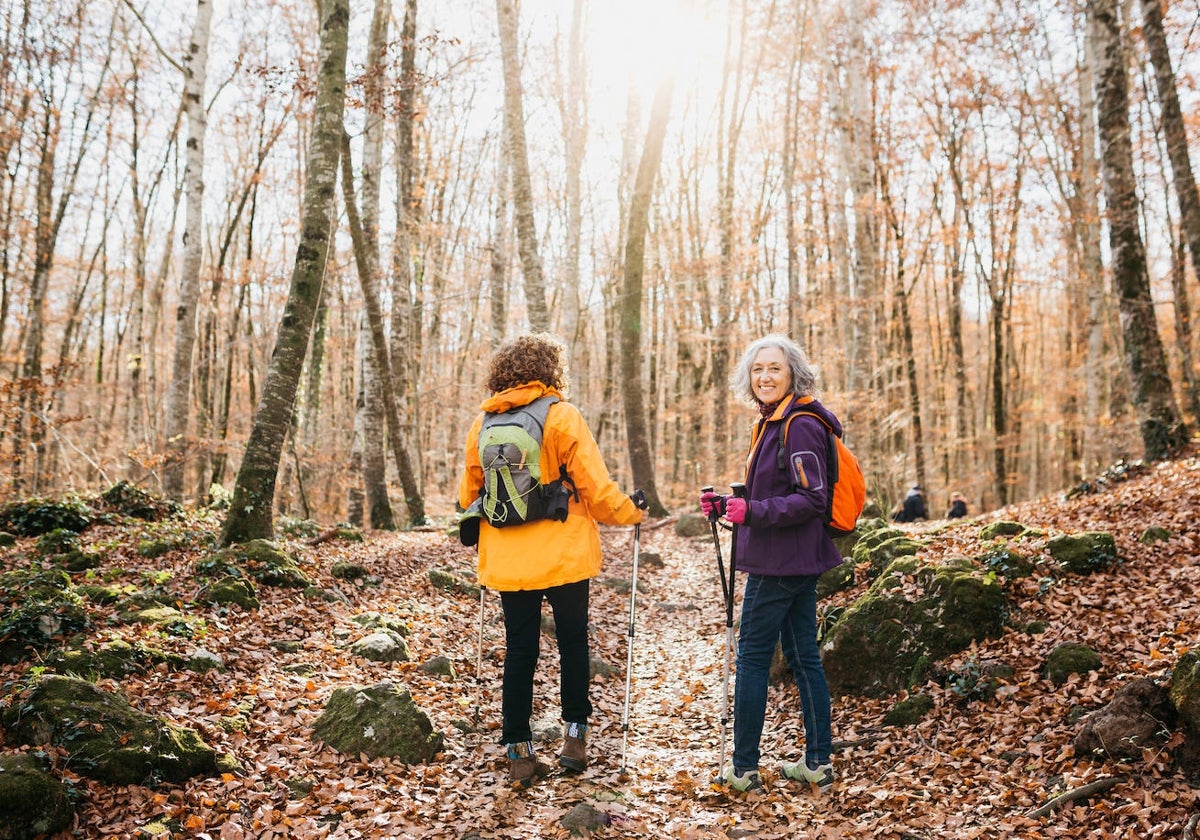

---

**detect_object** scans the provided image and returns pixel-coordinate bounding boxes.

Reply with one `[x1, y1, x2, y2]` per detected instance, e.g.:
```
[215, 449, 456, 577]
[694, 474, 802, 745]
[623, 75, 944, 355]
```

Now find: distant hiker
[892, 484, 927, 523]
[699, 334, 841, 794]
[457, 333, 645, 791]
[946, 492, 968, 519]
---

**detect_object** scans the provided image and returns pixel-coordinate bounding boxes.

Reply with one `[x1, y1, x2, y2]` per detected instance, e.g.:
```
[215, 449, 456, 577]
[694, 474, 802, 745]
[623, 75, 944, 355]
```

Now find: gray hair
[729, 334, 817, 404]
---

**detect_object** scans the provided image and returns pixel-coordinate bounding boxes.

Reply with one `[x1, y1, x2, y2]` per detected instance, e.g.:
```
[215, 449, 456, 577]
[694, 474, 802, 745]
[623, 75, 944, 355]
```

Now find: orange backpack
[778, 411, 866, 537]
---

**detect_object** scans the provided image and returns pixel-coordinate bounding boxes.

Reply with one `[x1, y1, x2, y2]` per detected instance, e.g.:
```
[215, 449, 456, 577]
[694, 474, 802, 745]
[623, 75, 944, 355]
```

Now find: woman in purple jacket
[700, 334, 842, 793]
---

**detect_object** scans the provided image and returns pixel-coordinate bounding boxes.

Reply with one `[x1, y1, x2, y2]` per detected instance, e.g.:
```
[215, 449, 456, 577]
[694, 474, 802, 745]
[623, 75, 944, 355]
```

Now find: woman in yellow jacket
[458, 334, 645, 789]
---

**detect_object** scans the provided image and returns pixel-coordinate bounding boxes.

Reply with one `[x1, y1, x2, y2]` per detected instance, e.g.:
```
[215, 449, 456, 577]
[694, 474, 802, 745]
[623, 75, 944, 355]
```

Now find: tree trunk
[163, 0, 212, 500]
[1140, 0, 1200, 294]
[342, 132, 426, 527]
[221, 0, 350, 545]
[559, 0, 585, 364]
[383, 0, 428, 526]
[1077, 29, 1108, 477]
[357, 0, 394, 528]
[620, 77, 673, 518]
[495, 0, 550, 333]
[1088, 0, 1188, 461]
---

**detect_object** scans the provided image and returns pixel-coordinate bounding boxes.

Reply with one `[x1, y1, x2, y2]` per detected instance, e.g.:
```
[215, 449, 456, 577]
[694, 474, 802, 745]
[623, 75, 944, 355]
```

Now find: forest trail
[7, 456, 1200, 838]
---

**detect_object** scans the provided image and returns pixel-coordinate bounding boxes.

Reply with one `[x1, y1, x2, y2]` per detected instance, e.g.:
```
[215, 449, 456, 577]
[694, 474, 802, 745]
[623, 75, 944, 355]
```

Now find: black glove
[630, 489, 649, 510]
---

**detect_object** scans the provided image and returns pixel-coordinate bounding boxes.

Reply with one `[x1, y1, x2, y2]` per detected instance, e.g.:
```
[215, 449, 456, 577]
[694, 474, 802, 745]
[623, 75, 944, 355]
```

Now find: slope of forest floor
[3, 455, 1200, 838]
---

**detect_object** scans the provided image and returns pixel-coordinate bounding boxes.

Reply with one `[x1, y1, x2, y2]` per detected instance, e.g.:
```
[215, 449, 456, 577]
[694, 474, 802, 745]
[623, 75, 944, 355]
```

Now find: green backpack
[476, 396, 575, 528]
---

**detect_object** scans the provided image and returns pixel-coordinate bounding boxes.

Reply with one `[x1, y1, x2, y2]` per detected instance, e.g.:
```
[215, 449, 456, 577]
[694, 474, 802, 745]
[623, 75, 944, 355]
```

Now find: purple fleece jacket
[733, 394, 846, 578]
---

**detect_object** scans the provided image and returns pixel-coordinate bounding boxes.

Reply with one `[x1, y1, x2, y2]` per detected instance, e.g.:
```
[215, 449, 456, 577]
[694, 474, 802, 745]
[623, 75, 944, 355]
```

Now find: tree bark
[355, 0, 394, 529]
[1088, 0, 1188, 461]
[559, 0, 585, 365]
[221, 0, 350, 545]
[1139, 0, 1200, 296]
[383, 0, 428, 526]
[495, 0, 550, 333]
[163, 0, 212, 500]
[621, 77, 673, 518]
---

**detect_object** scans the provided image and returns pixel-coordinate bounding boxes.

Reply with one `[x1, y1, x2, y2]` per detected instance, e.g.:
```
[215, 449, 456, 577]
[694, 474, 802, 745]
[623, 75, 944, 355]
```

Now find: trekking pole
[702, 485, 734, 778]
[475, 585, 485, 731]
[719, 483, 746, 777]
[620, 521, 642, 773]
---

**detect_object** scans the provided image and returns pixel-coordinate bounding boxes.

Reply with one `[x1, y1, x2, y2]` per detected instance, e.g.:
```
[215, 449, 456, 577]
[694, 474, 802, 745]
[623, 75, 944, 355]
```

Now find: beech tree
[221, 0, 350, 544]
[1087, 0, 1188, 461]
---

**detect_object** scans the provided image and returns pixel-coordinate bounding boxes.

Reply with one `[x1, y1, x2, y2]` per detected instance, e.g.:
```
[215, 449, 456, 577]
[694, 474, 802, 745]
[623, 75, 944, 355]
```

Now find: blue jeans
[732, 573, 832, 773]
[499, 580, 592, 745]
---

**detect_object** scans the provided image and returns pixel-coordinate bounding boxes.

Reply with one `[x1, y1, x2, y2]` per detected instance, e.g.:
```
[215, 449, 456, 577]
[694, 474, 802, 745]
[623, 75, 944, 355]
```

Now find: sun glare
[583, 0, 724, 109]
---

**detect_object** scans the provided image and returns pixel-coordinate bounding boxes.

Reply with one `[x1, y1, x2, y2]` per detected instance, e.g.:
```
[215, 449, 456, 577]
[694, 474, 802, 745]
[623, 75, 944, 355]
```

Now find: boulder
[978, 521, 1028, 540]
[350, 632, 410, 663]
[1044, 642, 1102, 686]
[823, 559, 1007, 697]
[674, 513, 711, 538]
[0, 674, 219, 785]
[44, 638, 183, 679]
[1169, 650, 1200, 733]
[199, 575, 260, 609]
[1074, 678, 1175, 761]
[1046, 532, 1118, 574]
[312, 682, 443, 763]
[0, 753, 74, 840]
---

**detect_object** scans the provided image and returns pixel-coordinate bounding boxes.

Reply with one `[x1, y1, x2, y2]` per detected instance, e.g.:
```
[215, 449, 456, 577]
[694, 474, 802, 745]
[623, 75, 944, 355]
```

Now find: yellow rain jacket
[458, 382, 643, 591]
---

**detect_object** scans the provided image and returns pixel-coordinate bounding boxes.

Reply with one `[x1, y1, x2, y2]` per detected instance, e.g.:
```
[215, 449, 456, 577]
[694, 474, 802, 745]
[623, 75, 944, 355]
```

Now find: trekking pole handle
[730, 482, 746, 499]
[701, 485, 714, 493]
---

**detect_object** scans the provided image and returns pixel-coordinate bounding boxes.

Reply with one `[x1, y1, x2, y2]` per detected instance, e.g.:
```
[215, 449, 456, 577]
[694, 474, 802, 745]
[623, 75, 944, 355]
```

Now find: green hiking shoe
[713, 765, 763, 792]
[781, 760, 834, 791]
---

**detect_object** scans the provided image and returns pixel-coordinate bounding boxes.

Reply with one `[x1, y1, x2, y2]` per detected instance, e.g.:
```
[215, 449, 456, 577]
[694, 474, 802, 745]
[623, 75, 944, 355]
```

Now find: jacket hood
[481, 381, 563, 414]
[772, 393, 844, 437]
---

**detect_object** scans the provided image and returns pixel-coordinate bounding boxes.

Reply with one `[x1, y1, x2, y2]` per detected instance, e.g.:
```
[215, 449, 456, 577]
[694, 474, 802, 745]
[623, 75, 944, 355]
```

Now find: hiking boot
[713, 765, 763, 793]
[507, 741, 552, 790]
[559, 722, 588, 772]
[782, 760, 834, 791]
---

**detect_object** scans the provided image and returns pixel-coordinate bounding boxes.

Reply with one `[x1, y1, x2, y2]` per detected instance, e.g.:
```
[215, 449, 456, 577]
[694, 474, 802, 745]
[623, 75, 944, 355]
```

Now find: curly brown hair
[485, 333, 569, 395]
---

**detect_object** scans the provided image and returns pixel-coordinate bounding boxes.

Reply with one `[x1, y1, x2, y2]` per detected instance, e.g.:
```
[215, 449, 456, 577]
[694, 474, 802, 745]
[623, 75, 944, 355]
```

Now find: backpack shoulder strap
[777, 410, 840, 492]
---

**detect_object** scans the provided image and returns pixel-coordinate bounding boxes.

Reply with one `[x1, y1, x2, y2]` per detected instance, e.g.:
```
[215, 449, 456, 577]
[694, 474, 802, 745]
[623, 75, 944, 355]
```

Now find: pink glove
[725, 497, 748, 525]
[699, 491, 726, 519]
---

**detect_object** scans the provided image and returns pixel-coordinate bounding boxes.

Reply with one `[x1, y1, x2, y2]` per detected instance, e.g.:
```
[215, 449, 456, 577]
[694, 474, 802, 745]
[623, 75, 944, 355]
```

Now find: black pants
[499, 579, 592, 745]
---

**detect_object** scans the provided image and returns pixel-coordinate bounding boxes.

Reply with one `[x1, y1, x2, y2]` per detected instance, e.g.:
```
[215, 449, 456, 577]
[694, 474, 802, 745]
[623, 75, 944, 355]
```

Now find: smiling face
[750, 346, 792, 406]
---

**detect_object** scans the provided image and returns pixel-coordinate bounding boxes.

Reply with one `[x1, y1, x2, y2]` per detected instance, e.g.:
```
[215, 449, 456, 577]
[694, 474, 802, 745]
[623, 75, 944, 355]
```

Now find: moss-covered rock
[120, 607, 206, 639]
[331, 561, 369, 581]
[419, 656, 456, 679]
[0, 674, 219, 784]
[0, 532, 16, 547]
[0, 752, 74, 839]
[199, 575, 259, 610]
[852, 531, 922, 580]
[1169, 650, 1200, 733]
[979, 521, 1028, 540]
[351, 612, 411, 637]
[817, 561, 855, 599]
[45, 638, 183, 679]
[204, 540, 313, 589]
[674, 513, 711, 538]
[428, 568, 480, 598]
[823, 560, 1007, 698]
[1046, 532, 1118, 574]
[976, 544, 1035, 581]
[1139, 526, 1171, 544]
[883, 693, 934, 727]
[1044, 642, 1102, 686]
[312, 681, 443, 763]
[350, 632, 410, 663]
